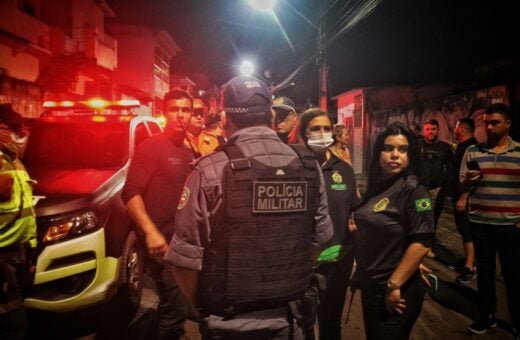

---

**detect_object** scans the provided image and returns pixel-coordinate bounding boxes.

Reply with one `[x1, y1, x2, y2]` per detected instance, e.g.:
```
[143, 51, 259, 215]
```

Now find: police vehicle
[22, 99, 161, 313]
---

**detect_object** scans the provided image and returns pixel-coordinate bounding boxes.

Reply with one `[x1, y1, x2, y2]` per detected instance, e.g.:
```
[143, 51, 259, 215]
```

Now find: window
[154, 47, 170, 84]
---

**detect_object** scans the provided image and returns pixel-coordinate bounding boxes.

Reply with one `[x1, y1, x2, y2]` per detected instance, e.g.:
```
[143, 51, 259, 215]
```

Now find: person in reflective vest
[0, 103, 36, 339]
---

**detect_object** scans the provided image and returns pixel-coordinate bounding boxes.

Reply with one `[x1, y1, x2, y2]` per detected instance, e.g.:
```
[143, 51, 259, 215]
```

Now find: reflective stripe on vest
[0, 163, 37, 248]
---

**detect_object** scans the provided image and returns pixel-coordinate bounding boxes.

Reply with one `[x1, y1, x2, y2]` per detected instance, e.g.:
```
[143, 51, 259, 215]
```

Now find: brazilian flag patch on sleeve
[415, 198, 432, 212]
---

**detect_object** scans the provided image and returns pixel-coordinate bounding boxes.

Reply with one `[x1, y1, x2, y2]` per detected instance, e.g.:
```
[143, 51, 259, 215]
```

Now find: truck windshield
[24, 122, 129, 168]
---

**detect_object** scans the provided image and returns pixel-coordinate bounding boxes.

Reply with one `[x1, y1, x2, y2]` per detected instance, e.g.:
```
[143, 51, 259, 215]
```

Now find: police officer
[165, 75, 333, 339]
[0, 103, 37, 339]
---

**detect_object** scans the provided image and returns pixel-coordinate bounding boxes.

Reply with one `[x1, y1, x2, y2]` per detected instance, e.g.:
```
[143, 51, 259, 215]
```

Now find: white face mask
[306, 132, 333, 152]
[11, 133, 28, 147]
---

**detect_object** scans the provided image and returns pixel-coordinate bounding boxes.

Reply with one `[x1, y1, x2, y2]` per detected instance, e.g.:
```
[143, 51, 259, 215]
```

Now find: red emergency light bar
[43, 98, 141, 110]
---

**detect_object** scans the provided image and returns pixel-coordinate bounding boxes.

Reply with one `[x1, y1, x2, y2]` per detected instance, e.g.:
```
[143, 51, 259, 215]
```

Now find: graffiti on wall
[367, 85, 508, 163]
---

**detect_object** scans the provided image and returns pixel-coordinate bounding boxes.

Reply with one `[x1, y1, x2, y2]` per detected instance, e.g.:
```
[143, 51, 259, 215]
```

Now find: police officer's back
[165, 76, 333, 339]
[0, 103, 37, 339]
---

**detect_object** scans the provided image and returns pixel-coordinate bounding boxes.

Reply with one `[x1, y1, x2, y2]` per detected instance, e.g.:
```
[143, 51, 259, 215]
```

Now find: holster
[288, 273, 326, 338]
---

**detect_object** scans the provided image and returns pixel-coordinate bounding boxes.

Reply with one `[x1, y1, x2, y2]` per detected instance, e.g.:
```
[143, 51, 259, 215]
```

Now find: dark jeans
[361, 273, 425, 340]
[315, 250, 355, 340]
[470, 222, 520, 329]
[146, 257, 197, 339]
[434, 188, 473, 243]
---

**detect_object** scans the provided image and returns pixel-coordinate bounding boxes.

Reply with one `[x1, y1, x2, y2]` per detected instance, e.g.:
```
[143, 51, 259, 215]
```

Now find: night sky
[108, 0, 518, 106]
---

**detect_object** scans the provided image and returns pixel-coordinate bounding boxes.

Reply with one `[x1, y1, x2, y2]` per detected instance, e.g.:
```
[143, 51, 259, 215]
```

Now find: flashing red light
[43, 101, 58, 108]
[91, 116, 107, 122]
[60, 100, 74, 107]
[116, 99, 140, 107]
[87, 98, 108, 109]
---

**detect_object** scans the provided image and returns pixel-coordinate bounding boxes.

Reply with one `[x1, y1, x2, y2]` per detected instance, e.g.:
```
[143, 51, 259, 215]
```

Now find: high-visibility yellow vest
[0, 152, 37, 249]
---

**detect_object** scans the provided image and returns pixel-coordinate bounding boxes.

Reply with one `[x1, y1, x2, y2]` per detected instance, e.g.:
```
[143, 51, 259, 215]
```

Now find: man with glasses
[272, 96, 300, 144]
[185, 95, 223, 157]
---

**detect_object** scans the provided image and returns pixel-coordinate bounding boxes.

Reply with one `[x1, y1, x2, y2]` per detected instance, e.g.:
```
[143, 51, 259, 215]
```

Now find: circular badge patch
[177, 187, 190, 210]
[373, 197, 390, 212]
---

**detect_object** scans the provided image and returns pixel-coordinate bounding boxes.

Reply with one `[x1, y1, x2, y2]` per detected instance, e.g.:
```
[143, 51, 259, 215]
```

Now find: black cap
[0, 103, 24, 134]
[272, 96, 296, 113]
[221, 76, 271, 114]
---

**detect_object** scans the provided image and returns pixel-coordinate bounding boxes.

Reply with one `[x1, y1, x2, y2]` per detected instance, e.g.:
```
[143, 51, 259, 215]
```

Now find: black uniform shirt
[321, 152, 358, 247]
[354, 173, 435, 285]
[419, 138, 453, 189]
[121, 133, 193, 240]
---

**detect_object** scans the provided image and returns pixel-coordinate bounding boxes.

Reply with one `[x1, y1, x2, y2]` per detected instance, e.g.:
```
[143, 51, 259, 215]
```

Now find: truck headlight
[44, 210, 99, 243]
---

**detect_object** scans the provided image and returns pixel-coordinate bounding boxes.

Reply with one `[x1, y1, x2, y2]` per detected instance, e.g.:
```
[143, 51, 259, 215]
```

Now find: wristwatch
[386, 279, 400, 291]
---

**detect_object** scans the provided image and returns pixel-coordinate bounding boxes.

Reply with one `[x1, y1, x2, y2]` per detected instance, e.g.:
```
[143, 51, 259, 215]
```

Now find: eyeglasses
[192, 108, 206, 118]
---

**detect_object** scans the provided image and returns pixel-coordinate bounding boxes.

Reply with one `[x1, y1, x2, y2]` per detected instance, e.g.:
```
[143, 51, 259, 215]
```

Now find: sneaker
[468, 314, 498, 334]
[455, 267, 476, 284]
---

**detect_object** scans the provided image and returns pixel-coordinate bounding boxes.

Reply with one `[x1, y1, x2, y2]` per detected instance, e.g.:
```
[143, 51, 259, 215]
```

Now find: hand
[385, 288, 406, 315]
[419, 263, 433, 287]
[348, 217, 357, 232]
[464, 170, 482, 183]
[145, 230, 168, 257]
[455, 196, 467, 212]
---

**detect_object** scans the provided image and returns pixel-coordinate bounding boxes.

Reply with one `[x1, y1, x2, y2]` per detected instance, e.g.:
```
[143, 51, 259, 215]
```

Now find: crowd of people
[1, 75, 519, 340]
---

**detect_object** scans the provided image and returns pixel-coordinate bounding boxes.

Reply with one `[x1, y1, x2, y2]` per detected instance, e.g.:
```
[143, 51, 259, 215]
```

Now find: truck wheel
[118, 230, 143, 313]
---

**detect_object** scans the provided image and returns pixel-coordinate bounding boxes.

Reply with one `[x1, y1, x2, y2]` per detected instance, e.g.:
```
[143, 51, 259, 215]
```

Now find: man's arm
[459, 149, 481, 193]
[126, 195, 168, 257]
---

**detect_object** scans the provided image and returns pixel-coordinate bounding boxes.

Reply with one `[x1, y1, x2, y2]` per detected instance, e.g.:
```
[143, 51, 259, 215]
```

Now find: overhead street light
[248, 1, 328, 110]
[247, 0, 277, 12]
[239, 60, 255, 77]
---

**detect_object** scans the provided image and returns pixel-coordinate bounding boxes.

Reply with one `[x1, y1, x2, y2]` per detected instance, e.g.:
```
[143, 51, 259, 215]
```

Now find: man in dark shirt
[121, 89, 196, 339]
[445, 118, 478, 284]
[419, 119, 453, 224]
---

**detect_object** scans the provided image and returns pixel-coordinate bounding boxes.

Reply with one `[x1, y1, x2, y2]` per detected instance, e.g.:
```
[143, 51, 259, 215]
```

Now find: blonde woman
[329, 124, 352, 165]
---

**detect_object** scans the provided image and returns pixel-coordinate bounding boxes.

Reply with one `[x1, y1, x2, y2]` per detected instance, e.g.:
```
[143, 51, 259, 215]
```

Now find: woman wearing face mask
[353, 122, 434, 339]
[299, 107, 359, 340]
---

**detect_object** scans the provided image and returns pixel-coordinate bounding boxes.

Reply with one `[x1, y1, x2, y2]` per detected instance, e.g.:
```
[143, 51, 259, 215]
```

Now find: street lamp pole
[318, 21, 328, 111]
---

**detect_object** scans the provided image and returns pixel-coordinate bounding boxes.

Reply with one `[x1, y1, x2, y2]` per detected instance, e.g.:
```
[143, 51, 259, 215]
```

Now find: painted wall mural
[367, 85, 508, 163]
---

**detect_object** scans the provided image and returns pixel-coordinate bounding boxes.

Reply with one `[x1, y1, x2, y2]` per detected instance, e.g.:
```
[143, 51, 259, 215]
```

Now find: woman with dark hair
[329, 124, 352, 165]
[299, 107, 359, 340]
[354, 122, 434, 339]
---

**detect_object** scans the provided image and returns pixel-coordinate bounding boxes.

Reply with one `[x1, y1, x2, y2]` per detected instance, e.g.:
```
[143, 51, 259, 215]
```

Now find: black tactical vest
[198, 144, 319, 314]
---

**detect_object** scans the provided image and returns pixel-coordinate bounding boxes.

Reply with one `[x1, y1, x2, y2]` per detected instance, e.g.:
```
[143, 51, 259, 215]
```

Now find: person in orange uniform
[185, 96, 223, 157]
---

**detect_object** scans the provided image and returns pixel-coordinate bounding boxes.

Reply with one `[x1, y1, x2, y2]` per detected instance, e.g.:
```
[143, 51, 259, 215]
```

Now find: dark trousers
[147, 257, 197, 339]
[470, 222, 520, 329]
[361, 273, 425, 340]
[315, 250, 355, 340]
[434, 188, 473, 243]
[0, 250, 28, 340]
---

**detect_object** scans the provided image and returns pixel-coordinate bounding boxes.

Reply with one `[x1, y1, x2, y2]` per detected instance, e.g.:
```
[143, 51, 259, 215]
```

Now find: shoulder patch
[415, 198, 432, 212]
[373, 197, 390, 212]
[177, 187, 190, 210]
